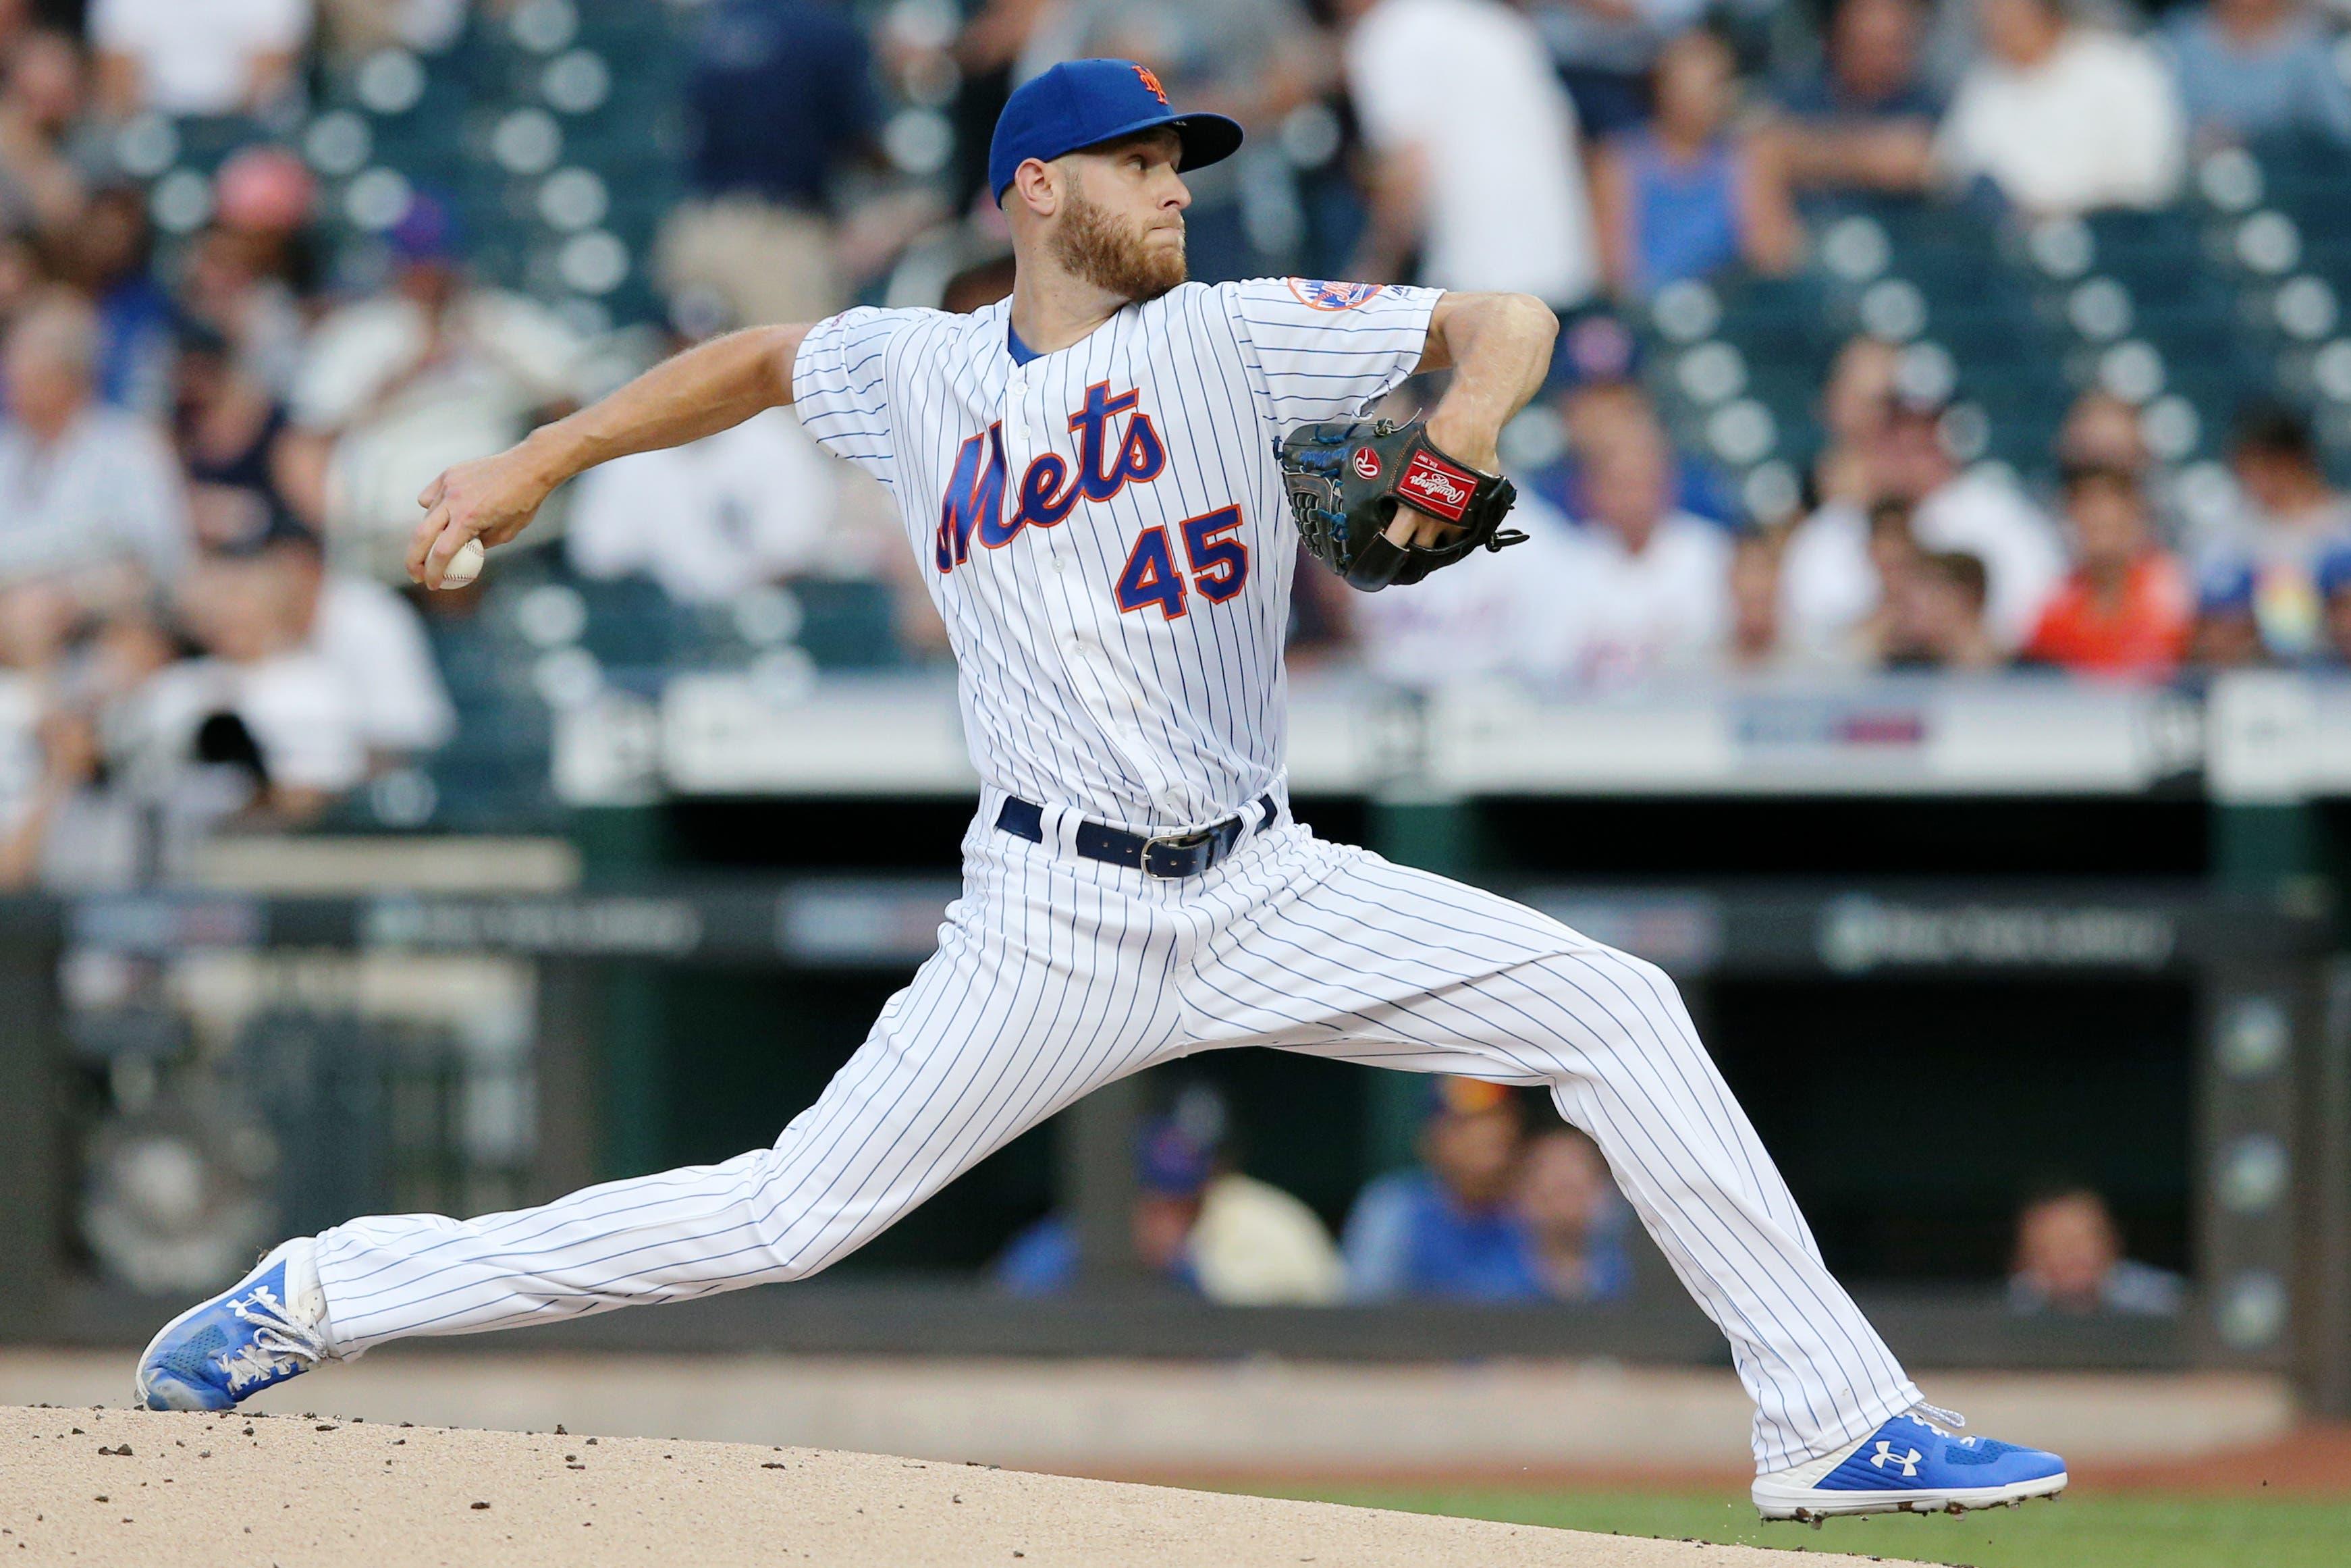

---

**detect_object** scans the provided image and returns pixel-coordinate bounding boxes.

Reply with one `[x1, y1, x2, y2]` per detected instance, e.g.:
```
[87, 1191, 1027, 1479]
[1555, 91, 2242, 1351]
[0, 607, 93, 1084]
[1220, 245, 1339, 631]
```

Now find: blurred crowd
[9, 0, 2351, 887]
[1315, 0, 2351, 689]
[994, 1077, 1636, 1307]
[635, 0, 2351, 690]
[990, 1075, 2182, 1315]
[655, 0, 2351, 693]
[1355, 361, 2351, 690]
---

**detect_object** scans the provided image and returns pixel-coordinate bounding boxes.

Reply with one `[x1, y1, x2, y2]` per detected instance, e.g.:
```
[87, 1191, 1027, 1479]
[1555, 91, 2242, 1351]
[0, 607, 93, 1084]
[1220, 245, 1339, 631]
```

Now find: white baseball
[439, 537, 485, 589]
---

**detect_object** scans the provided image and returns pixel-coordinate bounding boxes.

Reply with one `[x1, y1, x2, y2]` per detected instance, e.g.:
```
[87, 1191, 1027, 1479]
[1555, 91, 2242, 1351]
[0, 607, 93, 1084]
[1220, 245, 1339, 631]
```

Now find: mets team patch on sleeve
[1287, 279, 1384, 311]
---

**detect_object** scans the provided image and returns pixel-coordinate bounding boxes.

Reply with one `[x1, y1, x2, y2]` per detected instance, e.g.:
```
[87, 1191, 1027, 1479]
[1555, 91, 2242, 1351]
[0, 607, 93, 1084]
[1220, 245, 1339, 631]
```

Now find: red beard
[1050, 186, 1187, 303]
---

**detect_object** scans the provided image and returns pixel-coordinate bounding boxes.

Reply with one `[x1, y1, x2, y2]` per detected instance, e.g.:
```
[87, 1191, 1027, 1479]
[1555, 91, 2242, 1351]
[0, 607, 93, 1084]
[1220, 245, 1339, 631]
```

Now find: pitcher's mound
[3, 1404, 1871, 1566]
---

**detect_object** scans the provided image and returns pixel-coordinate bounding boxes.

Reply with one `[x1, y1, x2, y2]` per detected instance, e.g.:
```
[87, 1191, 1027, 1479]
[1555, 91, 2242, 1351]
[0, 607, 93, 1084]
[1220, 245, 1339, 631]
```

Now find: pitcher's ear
[1009, 158, 1060, 218]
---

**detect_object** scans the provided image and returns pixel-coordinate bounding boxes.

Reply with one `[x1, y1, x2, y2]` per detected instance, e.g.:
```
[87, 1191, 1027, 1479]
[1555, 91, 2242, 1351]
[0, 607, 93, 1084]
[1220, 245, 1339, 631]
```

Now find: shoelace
[219, 1285, 327, 1390]
[1912, 1400, 1968, 1433]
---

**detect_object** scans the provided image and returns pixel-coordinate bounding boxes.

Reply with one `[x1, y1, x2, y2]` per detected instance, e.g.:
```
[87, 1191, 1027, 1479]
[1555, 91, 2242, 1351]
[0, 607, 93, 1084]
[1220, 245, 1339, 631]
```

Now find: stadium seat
[779, 580, 907, 672]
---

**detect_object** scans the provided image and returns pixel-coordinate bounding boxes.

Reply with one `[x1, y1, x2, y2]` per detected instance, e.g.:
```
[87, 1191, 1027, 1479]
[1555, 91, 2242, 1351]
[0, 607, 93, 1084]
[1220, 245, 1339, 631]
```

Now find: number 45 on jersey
[1115, 507, 1247, 621]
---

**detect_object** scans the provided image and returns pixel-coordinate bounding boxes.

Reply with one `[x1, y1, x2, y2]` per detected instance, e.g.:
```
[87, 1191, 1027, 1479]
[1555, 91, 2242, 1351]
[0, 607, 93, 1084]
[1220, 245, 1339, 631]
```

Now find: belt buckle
[1141, 827, 1214, 879]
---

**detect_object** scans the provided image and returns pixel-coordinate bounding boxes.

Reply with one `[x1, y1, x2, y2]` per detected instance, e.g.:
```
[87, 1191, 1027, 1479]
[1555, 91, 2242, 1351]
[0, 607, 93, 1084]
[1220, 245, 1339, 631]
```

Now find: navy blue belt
[996, 793, 1280, 879]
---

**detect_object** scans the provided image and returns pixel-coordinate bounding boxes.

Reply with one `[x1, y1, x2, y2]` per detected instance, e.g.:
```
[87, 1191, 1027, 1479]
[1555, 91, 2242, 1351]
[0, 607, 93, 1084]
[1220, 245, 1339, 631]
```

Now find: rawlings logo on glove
[1397, 451, 1476, 521]
[1276, 417, 1525, 591]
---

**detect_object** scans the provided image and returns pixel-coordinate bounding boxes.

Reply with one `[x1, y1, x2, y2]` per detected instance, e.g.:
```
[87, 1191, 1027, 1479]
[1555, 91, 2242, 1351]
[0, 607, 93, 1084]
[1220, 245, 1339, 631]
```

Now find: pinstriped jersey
[792, 278, 1440, 832]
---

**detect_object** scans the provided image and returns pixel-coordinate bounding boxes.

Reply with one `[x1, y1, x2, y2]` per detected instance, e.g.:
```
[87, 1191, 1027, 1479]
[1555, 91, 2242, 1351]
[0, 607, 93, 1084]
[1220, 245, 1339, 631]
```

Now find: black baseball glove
[1276, 416, 1525, 591]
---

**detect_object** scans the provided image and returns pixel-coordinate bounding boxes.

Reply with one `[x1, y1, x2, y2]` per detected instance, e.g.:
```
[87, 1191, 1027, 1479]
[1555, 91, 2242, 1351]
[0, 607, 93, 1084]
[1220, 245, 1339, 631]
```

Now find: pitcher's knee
[1529, 948, 1703, 1063]
[1551, 946, 1683, 1012]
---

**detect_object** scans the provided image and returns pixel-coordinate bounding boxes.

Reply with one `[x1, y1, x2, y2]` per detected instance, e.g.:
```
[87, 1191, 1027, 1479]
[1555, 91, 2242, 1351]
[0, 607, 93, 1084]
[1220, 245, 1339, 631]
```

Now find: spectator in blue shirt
[65, 184, 173, 418]
[2162, 0, 2351, 147]
[1590, 28, 1802, 296]
[2192, 556, 2268, 667]
[2007, 1186, 2183, 1318]
[1517, 1127, 1633, 1304]
[996, 1094, 1342, 1301]
[996, 1112, 1210, 1297]
[1343, 1077, 1540, 1301]
[656, 0, 881, 327]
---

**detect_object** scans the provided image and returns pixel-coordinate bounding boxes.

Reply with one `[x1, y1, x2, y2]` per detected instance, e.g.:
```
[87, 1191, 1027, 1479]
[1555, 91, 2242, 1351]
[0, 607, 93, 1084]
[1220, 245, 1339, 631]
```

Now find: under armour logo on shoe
[1870, 1442, 1923, 1478]
[229, 1285, 286, 1322]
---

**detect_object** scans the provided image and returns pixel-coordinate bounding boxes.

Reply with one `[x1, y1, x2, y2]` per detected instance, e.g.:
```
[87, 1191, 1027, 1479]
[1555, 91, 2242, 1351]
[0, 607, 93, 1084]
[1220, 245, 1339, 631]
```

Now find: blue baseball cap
[988, 58, 1243, 205]
[388, 190, 459, 264]
[1135, 1115, 1215, 1197]
[2314, 544, 2351, 601]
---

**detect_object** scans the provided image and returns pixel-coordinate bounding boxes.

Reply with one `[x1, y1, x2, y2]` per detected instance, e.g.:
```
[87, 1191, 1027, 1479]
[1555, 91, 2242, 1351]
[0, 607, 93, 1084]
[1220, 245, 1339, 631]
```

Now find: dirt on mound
[0, 1404, 1881, 1567]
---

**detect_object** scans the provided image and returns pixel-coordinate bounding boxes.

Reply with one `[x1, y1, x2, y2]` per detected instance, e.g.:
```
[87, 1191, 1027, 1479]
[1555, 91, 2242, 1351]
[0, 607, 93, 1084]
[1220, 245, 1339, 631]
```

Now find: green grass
[1235, 1486, 2351, 1567]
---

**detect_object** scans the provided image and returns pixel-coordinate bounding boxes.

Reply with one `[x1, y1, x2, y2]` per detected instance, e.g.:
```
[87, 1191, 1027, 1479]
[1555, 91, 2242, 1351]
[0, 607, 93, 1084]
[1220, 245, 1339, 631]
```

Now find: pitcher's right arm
[406, 323, 811, 588]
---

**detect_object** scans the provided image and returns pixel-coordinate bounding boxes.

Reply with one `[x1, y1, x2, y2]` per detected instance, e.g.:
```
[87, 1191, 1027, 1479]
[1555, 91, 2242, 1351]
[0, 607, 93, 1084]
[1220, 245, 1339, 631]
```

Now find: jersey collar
[1006, 319, 1041, 367]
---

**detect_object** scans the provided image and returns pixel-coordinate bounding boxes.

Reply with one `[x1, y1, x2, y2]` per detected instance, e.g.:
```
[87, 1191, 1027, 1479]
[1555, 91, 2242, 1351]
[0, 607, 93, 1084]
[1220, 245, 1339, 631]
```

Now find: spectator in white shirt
[1935, 0, 2186, 214]
[0, 702, 146, 890]
[279, 528, 454, 759]
[1538, 422, 1733, 686]
[180, 504, 454, 762]
[0, 578, 72, 855]
[284, 194, 589, 582]
[1349, 489, 1587, 691]
[1339, 0, 1601, 310]
[2201, 400, 2351, 659]
[569, 406, 860, 605]
[1727, 531, 1798, 671]
[2162, 0, 2351, 148]
[155, 549, 368, 827]
[1783, 399, 2064, 653]
[0, 289, 188, 598]
[90, 0, 310, 119]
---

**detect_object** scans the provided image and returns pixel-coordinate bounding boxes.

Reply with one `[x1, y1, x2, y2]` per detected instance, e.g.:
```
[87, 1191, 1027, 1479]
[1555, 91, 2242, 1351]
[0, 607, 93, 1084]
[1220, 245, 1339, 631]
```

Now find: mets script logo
[1287, 278, 1384, 312]
[1350, 446, 1381, 480]
[934, 382, 1166, 574]
[1132, 64, 1168, 105]
[1398, 450, 1473, 521]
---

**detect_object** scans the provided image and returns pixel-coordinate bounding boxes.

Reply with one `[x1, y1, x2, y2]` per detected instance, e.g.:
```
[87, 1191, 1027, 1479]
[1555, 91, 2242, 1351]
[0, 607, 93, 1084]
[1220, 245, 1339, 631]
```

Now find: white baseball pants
[313, 796, 1922, 1471]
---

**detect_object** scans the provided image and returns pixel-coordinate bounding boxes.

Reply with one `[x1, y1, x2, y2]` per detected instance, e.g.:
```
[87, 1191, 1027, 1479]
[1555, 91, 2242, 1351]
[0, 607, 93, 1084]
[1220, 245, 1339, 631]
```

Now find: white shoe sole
[1754, 1469, 2068, 1523]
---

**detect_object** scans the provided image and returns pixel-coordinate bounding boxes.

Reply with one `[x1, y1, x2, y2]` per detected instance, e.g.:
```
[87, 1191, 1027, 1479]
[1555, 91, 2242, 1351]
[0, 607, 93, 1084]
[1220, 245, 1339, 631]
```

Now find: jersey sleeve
[1220, 278, 1443, 428]
[790, 306, 923, 483]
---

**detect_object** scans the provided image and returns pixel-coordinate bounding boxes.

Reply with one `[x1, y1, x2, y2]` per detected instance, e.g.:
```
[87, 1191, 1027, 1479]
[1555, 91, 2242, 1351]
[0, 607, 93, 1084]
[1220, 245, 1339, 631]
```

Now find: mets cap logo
[1133, 64, 1168, 105]
[1288, 278, 1384, 311]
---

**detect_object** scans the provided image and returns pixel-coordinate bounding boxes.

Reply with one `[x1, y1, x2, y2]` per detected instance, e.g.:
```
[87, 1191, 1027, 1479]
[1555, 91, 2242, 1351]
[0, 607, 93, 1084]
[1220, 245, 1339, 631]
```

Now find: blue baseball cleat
[1752, 1409, 2068, 1524]
[134, 1239, 333, 1411]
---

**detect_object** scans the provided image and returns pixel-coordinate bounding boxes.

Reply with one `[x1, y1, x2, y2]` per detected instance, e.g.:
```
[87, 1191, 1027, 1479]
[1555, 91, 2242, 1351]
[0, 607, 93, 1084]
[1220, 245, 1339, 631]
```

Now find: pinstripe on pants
[312, 802, 1922, 1471]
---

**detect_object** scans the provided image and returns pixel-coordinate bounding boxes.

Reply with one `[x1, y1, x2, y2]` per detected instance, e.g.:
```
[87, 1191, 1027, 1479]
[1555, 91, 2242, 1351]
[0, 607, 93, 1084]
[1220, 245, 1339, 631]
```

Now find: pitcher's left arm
[1390, 292, 1557, 548]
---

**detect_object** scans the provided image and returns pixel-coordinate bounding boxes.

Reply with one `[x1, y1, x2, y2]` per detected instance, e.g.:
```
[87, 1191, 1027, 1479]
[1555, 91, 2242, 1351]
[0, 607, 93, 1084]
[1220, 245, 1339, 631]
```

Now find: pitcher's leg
[314, 875, 1187, 1354]
[1191, 839, 1920, 1472]
[1403, 949, 1916, 1473]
